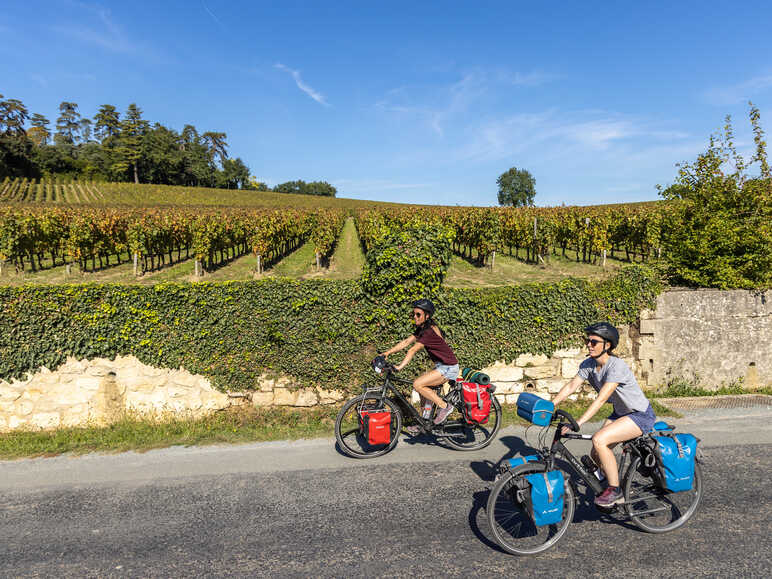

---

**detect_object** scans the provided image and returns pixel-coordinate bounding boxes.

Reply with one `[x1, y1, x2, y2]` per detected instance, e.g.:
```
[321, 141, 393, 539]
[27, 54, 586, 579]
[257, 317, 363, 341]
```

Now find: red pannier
[461, 381, 492, 424]
[360, 409, 392, 445]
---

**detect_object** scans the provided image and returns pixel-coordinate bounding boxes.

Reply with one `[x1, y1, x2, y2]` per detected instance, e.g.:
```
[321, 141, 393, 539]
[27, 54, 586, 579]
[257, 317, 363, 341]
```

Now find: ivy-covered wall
[0, 266, 661, 394]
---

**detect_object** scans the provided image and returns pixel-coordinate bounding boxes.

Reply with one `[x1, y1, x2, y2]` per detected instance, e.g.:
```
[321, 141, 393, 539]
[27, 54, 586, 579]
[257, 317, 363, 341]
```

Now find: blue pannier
[505, 454, 539, 470]
[653, 433, 698, 492]
[525, 470, 565, 526]
[516, 393, 554, 426]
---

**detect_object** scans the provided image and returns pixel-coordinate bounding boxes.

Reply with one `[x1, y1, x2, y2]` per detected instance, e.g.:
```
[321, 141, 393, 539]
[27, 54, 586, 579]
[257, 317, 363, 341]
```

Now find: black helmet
[412, 298, 435, 316]
[584, 322, 619, 350]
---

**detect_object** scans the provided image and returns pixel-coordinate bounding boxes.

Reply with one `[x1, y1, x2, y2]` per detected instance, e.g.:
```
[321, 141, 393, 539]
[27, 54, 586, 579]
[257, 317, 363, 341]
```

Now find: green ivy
[0, 266, 661, 394]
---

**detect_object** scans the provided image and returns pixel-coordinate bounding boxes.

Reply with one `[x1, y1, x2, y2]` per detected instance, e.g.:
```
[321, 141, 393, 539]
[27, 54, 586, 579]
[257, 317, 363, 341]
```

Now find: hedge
[0, 266, 661, 394]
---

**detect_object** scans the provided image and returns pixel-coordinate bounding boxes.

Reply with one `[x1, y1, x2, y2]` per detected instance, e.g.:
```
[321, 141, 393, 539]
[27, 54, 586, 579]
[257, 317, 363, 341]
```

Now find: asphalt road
[1, 407, 770, 578]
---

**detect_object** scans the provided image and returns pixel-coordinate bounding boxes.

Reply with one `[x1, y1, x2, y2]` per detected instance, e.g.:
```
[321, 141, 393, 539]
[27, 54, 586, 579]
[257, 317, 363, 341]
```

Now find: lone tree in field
[497, 167, 536, 207]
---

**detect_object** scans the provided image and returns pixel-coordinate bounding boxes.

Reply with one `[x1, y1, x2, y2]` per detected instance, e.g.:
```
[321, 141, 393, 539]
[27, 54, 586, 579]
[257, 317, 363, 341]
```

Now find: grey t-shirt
[577, 356, 650, 414]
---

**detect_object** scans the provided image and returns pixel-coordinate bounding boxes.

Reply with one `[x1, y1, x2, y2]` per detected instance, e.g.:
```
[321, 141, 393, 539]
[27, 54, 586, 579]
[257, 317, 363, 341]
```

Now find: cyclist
[380, 298, 459, 433]
[551, 322, 656, 507]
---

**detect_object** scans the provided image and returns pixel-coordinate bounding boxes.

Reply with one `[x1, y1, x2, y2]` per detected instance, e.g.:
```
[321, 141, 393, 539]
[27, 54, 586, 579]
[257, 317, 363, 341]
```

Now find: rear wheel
[334, 395, 402, 459]
[623, 456, 702, 533]
[443, 396, 502, 451]
[487, 467, 575, 555]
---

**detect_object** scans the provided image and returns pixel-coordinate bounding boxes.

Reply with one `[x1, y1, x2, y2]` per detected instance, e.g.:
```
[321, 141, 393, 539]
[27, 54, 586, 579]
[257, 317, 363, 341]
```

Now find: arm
[381, 335, 416, 357]
[552, 375, 585, 407]
[394, 341, 424, 371]
[575, 381, 619, 428]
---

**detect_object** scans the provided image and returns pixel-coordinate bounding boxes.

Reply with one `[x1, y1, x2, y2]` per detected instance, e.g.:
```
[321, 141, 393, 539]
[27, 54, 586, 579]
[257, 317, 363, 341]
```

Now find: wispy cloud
[704, 74, 772, 106]
[496, 70, 561, 87]
[274, 63, 330, 107]
[52, 6, 133, 53]
[201, 0, 227, 32]
[334, 178, 433, 192]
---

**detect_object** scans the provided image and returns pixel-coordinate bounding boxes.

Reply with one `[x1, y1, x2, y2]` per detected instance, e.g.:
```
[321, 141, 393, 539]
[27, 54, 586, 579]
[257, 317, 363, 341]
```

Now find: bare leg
[413, 370, 448, 408]
[591, 417, 642, 487]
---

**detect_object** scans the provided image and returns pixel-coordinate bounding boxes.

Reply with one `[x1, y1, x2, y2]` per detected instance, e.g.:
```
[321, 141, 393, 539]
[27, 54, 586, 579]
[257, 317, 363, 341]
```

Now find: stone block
[536, 379, 564, 394]
[273, 388, 298, 406]
[561, 358, 582, 379]
[75, 377, 102, 391]
[252, 391, 275, 406]
[14, 399, 34, 416]
[505, 394, 518, 404]
[294, 388, 318, 407]
[30, 412, 61, 429]
[0, 385, 22, 403]
[516, 353, 549, 367]
[494, 393, 508, 403]
[552, 348, 582, 358]
[86, 365, 112, 377]
[639, 308, 655, 320]
[8, 416, 28, 429]
[317, 388, 344, 405]
[54, 391, 91, 406]
[482, 362, 524, 382]
[491, 381, 517, 394]
[524, 364, 558, 380]
[639, 318, 657, 335]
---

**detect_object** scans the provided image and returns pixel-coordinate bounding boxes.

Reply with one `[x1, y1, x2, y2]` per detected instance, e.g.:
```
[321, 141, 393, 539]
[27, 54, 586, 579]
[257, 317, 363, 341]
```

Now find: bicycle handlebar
[553, 409, 580, 432]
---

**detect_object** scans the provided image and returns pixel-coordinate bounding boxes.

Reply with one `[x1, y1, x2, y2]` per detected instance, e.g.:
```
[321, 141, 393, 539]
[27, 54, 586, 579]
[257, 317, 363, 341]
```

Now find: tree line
[0, 94, 253, 189]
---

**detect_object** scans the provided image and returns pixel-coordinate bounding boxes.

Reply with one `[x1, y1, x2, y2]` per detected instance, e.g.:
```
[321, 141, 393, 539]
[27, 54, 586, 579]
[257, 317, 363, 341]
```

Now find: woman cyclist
[552, 322, 657, 507]
[380, 298, 459, 433]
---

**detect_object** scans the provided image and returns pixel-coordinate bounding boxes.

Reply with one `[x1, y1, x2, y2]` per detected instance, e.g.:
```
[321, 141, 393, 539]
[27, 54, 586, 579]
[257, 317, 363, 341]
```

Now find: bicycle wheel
[443, 396, 502, 451]
[487, 467, 575, 555]
[335, 394, 402, 459]
[623, 456, 702, 533]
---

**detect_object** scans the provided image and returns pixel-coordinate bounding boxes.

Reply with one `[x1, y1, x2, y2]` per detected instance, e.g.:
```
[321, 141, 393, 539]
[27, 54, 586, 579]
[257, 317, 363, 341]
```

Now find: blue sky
[2, 1, 771, 206]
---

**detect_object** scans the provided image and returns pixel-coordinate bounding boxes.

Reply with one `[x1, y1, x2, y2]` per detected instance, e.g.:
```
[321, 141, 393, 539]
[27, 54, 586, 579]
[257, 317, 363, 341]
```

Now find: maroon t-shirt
[414, 324, 458, 365]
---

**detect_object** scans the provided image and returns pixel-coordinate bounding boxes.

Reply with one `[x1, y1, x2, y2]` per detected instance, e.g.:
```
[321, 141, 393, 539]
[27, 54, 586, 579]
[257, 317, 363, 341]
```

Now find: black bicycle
[334, 363, 502, 458]
[487, 409, 703, 555]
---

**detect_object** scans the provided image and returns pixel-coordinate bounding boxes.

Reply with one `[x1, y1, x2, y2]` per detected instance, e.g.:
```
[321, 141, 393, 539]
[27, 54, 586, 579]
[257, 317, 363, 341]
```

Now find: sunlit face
[412, 309, 427, 325]
[584, 334, 607, 355]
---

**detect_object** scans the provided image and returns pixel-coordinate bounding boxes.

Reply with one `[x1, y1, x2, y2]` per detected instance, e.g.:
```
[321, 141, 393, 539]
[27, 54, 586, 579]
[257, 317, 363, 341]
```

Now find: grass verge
[0, 399, 680, 460]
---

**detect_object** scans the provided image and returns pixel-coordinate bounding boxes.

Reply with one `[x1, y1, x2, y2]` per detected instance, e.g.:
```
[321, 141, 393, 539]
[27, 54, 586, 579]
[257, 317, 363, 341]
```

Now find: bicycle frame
[542, 419, 633, 496]
[361, 369, 454, 434]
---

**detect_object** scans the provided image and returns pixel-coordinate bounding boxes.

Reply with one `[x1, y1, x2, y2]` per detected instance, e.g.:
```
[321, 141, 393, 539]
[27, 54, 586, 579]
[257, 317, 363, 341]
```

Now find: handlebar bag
[360, 409, 392, 446]
[461, 381, 492, 424]
[525, 470, 565, 526]
[516, 393, 554, 426]
[652, 433, 698, 492]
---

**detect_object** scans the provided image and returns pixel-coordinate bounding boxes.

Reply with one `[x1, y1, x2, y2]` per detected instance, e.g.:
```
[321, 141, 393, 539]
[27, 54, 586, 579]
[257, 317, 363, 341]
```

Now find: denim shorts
[435, 363, 460, 381]
[609, 404, 656, 433]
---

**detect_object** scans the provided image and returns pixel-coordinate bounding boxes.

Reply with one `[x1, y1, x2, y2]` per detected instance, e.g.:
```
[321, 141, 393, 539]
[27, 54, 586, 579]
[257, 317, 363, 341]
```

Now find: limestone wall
[635, 289, 771, 389]
[0, 356, 230, 432]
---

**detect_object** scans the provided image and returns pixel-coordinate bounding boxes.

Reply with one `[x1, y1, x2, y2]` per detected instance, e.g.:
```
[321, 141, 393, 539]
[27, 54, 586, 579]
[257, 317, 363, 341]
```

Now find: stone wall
[2, 288, 767, 432]
[635, 289, 771, 389]
[0, 356, 230, 432]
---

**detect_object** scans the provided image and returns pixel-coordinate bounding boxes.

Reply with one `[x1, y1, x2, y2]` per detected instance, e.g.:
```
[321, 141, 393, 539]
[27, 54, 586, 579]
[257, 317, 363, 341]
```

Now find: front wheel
[623, 456, 702, 533]
[443, 396, 502, 451]
[487, 466, 575, 555]
[335, 394, 402, 459]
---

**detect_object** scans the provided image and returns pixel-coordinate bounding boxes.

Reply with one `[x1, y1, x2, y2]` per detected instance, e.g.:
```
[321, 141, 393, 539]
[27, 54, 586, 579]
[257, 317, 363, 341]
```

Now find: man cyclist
[380, 298, 459, 434]
[552, 322, 657, 507]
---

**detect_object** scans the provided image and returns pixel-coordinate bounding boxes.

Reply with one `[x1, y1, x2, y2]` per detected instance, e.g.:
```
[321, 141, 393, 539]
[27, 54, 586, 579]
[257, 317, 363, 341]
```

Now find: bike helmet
[584, 322, 619, 351]
[412, 298, 435, 317]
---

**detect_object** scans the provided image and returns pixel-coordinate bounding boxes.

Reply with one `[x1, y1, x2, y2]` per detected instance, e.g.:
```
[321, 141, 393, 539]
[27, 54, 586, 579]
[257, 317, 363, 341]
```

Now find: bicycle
[334, 362, 502, 458]
[486, 408, 703, 555]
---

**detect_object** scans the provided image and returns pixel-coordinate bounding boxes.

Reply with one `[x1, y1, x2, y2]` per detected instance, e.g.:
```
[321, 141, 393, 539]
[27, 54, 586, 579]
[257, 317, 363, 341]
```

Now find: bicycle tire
[334, 394, 402, 459]
[622, 456, 702, 533]
[443, 396, 502, 451]
[487, 465, 575, 555]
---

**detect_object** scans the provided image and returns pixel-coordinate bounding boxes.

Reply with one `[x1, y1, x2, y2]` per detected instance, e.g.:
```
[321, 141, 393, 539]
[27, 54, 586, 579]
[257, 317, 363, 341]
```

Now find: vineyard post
[256, 254, 262, 275]
[0, 259, 3, 277]
[315, 251, 321, 270]
[195, 259, 201, 277]
[602, 249, 607, 268]
[133, 252, 139, 276]
[490, 250, 496, 270]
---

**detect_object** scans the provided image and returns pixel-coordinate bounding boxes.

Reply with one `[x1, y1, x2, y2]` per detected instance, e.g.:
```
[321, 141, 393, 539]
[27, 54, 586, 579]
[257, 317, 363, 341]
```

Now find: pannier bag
[653, 433, 698, 492]
[505, 454, 539, 470]
[516, 392, 554, 426]
[360, 409, 392, 445]
[461, 381, 492, 424]
[525, 470, 565, 526]
[460, 367, 491, 385]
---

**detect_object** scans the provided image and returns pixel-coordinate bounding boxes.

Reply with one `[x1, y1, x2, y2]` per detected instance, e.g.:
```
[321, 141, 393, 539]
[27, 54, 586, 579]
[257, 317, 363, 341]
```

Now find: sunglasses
[584, 338, 604, 347]
[412, 311, 425, 318]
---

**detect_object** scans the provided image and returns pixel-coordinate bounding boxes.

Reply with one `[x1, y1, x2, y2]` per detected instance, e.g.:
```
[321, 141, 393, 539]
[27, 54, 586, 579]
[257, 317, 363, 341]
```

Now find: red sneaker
[594, 486, 624, 507]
